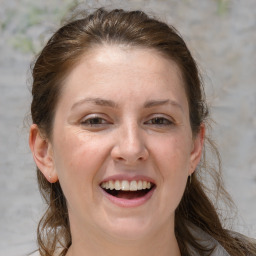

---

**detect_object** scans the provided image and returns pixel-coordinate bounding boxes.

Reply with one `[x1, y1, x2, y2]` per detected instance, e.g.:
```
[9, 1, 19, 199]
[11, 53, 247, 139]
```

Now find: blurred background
[0, 0, 255, 255]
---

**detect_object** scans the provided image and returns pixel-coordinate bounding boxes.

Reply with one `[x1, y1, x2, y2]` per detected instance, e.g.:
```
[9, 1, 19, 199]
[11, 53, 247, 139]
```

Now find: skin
[29, 45, 204, 256]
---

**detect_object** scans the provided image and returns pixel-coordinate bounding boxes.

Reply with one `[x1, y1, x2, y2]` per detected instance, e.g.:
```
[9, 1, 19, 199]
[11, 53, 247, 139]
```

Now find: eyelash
[80, 116, 109, 126]
[145, 117, 173, 126]
[80, 116, 173, 127]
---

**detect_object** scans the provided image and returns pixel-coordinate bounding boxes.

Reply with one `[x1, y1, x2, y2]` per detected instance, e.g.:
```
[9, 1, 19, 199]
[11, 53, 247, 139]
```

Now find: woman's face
[39, 46, 203, 241]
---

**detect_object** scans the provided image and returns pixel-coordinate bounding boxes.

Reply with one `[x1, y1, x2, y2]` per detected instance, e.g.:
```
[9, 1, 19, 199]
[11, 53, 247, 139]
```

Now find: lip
[99, 174, 156, 208]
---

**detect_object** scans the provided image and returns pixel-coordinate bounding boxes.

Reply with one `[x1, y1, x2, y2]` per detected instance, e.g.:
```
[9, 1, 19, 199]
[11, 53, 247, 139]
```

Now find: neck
[66, 219, 181, 256]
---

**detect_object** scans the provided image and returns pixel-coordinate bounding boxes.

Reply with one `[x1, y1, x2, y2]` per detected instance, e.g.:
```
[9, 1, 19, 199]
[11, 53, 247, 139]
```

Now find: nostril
[111, 145, 149, 164]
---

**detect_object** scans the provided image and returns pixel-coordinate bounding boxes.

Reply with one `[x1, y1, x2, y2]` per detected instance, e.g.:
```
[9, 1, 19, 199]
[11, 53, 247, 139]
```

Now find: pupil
[154, 118, 162, 124]
[91, 118, 101, 124]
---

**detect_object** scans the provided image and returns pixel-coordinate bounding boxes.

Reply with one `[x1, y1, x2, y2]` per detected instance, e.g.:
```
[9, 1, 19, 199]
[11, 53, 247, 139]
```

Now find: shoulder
[187, 224, 230, 255]
[229, 231, 256, 255]
[230, 230, 256, 244]
[188, 224, 256, 256]
[28, 248, 64, 256]
[29, 251, 40, 256]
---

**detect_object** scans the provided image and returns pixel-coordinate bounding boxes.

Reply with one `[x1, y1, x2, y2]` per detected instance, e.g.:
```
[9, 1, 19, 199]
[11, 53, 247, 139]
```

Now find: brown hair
[30, 8, 256, 256]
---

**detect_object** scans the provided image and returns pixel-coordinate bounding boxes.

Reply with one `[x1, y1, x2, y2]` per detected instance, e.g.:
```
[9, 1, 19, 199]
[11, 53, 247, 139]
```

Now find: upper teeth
[100, 180, 152, 191]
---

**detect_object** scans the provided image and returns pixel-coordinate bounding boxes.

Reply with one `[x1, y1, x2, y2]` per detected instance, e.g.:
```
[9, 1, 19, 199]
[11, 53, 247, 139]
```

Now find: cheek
[54, 131, 102, 170]
[52, 131, 110, 197]
[151, 135, 191, 209]
[153, 135, 192, 176]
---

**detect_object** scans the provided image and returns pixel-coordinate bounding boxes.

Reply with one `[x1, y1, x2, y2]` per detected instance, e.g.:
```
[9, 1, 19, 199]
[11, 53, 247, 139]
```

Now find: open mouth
[100, 180, 155, 200]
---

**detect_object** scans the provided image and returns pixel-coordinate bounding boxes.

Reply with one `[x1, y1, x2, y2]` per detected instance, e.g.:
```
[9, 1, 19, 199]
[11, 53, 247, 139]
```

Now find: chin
[102, 216, 154, 241]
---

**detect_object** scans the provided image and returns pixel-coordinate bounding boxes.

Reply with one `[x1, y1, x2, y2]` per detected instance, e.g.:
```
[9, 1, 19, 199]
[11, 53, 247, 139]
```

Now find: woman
[29, 8, 256, 256]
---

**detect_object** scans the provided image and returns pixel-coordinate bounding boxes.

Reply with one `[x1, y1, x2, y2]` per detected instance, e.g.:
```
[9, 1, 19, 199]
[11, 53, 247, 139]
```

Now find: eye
[80, 115, 110, 127]
[145, 117, 173, 126]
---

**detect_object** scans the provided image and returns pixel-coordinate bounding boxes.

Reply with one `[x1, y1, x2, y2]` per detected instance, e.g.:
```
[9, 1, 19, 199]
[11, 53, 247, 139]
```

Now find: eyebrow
[71, 97, 118, 110]
[143, 99, 183, 112]
[71, 97, 183, 112]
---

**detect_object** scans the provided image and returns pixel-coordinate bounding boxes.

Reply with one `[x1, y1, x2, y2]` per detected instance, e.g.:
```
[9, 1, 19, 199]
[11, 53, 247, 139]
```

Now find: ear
[29, 124, 58, 183]
[189, 124, 205, 175]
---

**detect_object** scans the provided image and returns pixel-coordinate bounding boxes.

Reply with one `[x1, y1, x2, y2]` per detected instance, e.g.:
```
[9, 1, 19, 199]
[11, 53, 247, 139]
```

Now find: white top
[29, 226, 255, 256]
[188, 225, 230, 255]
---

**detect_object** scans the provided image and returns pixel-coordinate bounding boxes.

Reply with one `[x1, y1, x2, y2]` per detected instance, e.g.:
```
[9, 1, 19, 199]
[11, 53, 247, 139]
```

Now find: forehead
[60, 45, 188, 109]
[64, 45, 184, 91]
[86, 45, 182, 76]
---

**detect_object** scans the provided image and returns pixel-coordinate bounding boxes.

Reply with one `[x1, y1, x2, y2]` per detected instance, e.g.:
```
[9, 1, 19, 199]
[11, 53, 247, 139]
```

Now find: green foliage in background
[217, 0, 229, 15]
[1, 0, 229, 54]
[1, 0, 79, 54]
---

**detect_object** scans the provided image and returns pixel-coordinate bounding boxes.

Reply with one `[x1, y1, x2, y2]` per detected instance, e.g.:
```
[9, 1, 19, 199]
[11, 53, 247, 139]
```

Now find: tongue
[116, 190, 147, 199]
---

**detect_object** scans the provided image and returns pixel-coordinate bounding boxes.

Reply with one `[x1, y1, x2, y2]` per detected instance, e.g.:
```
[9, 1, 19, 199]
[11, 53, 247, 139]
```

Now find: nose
[111, 121, 149, 165]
